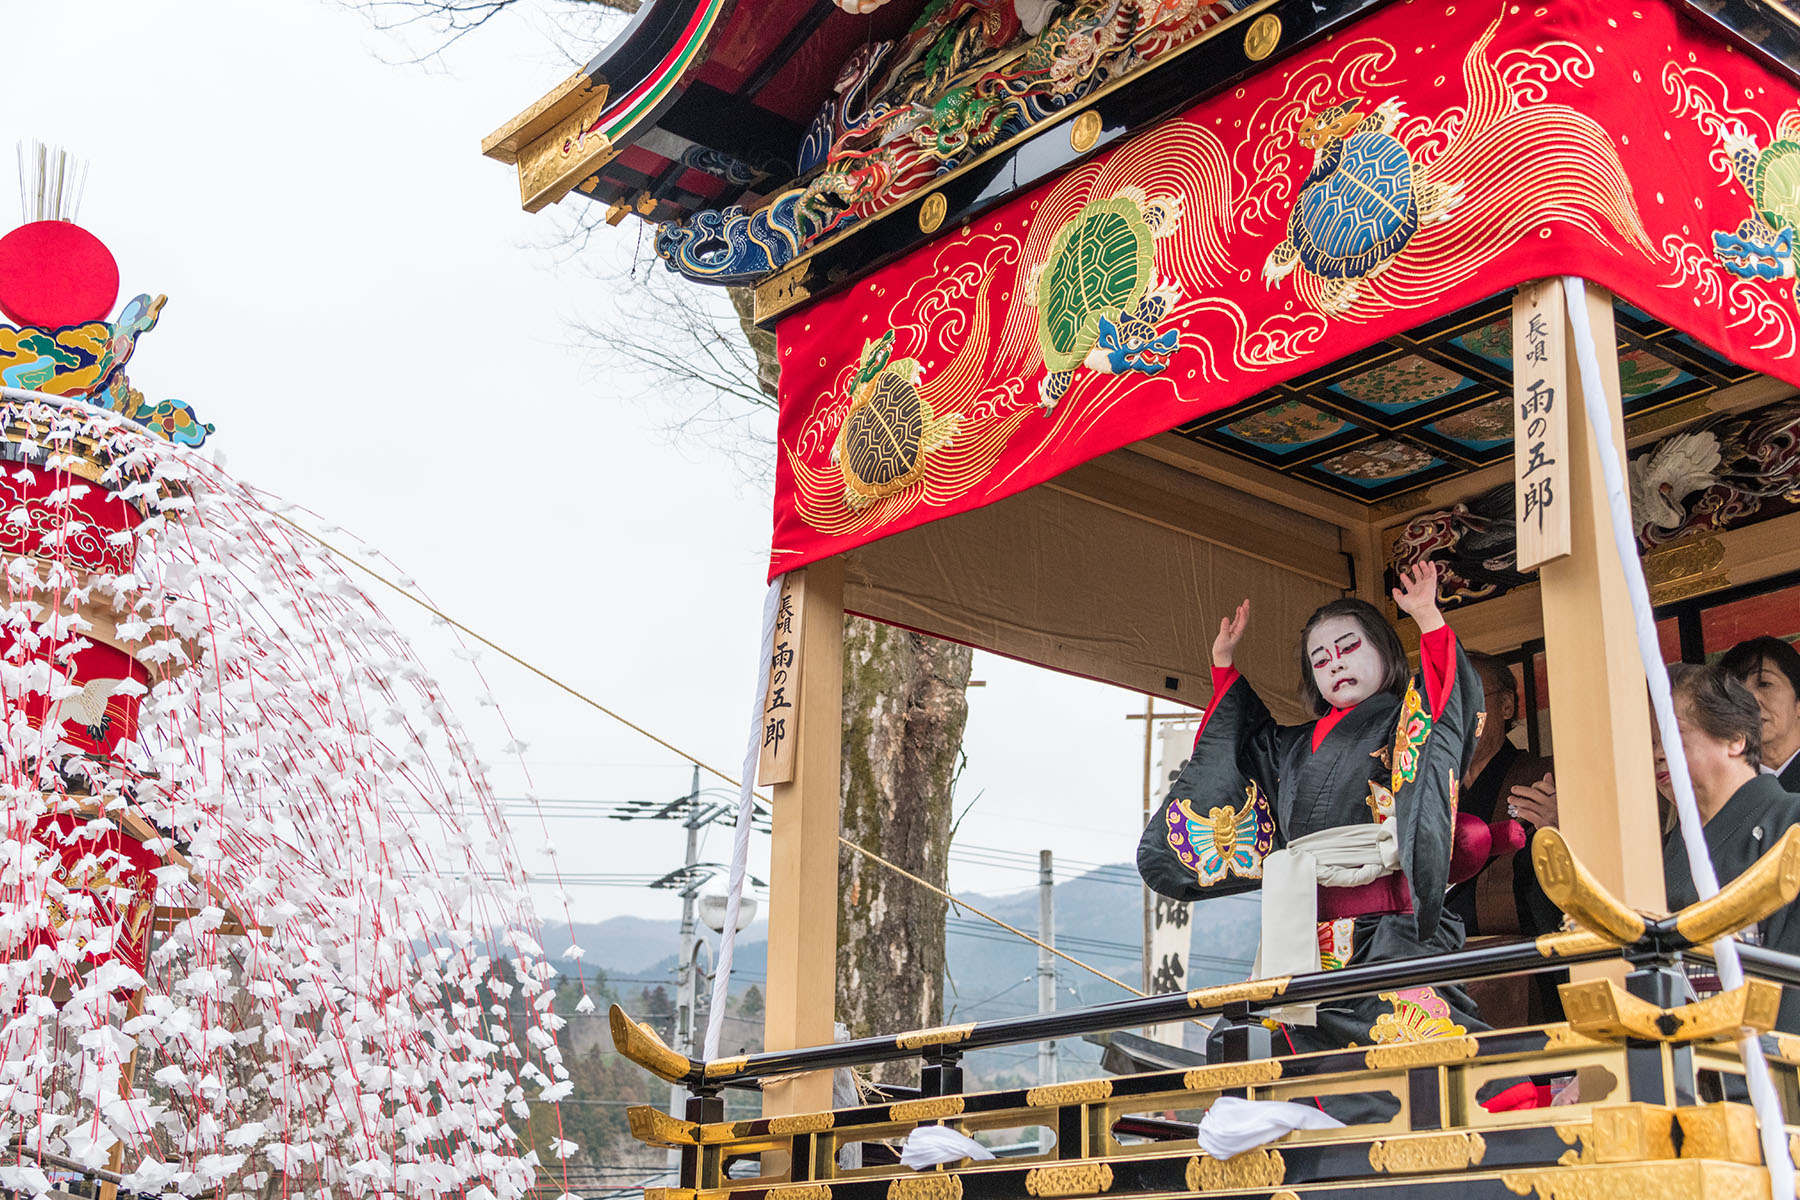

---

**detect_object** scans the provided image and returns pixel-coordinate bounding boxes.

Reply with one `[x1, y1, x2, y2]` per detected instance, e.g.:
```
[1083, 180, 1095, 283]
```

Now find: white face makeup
[1307, 615, 1384, 710]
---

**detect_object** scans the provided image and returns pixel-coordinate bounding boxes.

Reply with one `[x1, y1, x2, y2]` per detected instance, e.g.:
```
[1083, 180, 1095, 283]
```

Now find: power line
[279, 513, 1146, 995]
[951, 846, 1136, 874]
[945, 919, 1141, 958]
[948, 973, 1034, 1011]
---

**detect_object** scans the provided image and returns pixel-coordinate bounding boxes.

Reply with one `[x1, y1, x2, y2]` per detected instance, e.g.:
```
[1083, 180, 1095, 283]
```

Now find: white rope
[703, 573, 785, 1058]
[1562, 276, 1795, 1196]
[0, 386, 75, 405]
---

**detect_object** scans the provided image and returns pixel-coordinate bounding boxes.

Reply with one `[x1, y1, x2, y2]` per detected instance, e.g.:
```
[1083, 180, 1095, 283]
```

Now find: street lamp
[698, 888, 758, 934]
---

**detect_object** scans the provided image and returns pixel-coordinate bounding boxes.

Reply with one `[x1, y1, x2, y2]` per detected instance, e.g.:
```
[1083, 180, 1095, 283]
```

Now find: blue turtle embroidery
[1264, 97, 1462, 313]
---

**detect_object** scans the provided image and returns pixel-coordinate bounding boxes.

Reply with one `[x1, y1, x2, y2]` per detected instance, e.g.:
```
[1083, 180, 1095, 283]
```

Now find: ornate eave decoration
[666, 0, 1284, 299]
[481, 0, 734, 213]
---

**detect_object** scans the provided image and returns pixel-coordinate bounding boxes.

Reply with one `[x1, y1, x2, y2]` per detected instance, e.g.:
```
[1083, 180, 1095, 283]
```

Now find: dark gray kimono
[1139, 627, 1488, 1052]
[1663, 773, 1800, 1034]
[1779, 755, 1800, 795]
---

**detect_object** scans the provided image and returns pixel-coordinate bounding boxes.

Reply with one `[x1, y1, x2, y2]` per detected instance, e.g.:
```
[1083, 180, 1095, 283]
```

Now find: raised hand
[1212, 598, 1250, 669]
[1391, 561, 1445, 634]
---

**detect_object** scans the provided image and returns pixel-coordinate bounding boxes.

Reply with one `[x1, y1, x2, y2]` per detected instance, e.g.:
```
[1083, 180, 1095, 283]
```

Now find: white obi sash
[1255, 823, 1399, 1025]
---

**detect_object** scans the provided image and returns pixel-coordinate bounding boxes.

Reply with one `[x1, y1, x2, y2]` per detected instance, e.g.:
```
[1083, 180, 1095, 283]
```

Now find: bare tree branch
[562, 223, 779, 485]
[342, 0, 768, 458]
[339, 0, 635, 62]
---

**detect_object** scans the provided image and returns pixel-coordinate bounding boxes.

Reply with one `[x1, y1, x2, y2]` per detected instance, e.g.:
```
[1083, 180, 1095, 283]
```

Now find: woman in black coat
[1660, 664, 1800, 1034]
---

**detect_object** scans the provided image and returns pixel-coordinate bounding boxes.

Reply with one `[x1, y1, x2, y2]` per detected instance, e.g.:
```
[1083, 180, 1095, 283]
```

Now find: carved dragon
[656, 0, 1246, 285]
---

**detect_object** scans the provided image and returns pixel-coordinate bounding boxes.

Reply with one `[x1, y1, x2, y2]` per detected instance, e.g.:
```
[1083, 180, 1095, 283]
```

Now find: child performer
[1140, 563, 1488, 1052]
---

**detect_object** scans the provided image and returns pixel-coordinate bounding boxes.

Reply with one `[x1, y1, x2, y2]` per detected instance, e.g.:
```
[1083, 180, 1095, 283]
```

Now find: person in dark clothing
[1660, 663, 1800, 1034]
[1720, 636, 1800, 793]
[1448, 653, 1559, 936]
[1446, 653, 1559, 1027]
[1140, 562, 1487, 1054]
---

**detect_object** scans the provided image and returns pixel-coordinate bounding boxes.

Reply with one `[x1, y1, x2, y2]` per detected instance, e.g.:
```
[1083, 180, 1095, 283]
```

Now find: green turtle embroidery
[1026, 186, 1184, 412]
[831, 333, 960, 507]
[1712, 119, 1800, 283]
[1264, 97, 1462, 314]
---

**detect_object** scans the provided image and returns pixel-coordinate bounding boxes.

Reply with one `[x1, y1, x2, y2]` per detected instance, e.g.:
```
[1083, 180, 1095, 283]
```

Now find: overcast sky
[4, 0, 1180, 941]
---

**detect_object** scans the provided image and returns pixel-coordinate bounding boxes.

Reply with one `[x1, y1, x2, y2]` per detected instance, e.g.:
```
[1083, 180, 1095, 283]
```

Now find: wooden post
[761, 558, 845, 1121]
[1346, 523, 1388, 610]
[1524, 280, 1665, 921]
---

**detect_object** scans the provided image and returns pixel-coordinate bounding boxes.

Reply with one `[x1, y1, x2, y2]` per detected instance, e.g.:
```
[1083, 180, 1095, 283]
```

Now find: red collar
[1312, 701, 1359, 752]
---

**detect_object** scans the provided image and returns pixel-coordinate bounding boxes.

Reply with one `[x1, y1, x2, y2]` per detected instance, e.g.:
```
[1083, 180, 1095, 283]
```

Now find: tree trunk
[835, 618, 973, 1086]
[727, 285, 781, 401]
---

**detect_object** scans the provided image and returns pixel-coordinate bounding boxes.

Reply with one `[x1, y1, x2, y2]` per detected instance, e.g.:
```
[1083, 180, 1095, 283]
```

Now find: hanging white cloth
[899, 1126, 996, 1170]
[1195, 1096, 1344, 1159]
[1257, 823, 1399, 1023]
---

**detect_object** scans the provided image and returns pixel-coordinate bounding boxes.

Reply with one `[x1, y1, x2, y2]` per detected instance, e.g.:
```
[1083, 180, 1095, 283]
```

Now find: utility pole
[614, 764, 760, 1171]
[670, 764, 703, 1159]
[1036, 850, 1056, 1087]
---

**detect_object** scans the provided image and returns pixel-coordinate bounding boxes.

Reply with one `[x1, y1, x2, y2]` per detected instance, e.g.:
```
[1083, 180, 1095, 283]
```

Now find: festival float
[0, 151, 570, 1198]
[486, 2, 1800, 1199]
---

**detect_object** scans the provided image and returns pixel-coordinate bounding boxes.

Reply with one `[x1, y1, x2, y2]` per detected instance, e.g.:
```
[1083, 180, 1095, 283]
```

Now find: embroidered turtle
[1026, 186, 1183, 412]
[1264, 97, 1462, 314]
[831, 332, 960, 507]
[1712, 119, 1800, 282]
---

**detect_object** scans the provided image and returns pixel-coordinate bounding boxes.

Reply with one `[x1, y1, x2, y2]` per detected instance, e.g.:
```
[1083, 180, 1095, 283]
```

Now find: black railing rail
[1694, 942, 1800, 989]
[611, 928, 1619, 1091]
[612, 828, 1800, 1094]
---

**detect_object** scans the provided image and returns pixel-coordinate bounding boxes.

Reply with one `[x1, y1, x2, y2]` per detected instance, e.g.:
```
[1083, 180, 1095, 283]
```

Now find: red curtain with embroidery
[769, 0, 1800, 577]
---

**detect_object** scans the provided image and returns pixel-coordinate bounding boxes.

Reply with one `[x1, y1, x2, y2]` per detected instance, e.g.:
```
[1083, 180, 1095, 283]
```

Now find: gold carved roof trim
[483, 69, 605, 162]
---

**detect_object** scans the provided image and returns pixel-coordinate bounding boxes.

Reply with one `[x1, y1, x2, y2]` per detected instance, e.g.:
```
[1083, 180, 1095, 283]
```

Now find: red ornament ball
[0, 221, 121, 329]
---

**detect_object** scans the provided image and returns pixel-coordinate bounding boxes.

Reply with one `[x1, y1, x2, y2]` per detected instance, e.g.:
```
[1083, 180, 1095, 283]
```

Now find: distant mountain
[569, 864, 1261, 1046]
[557, 914, 770, 979]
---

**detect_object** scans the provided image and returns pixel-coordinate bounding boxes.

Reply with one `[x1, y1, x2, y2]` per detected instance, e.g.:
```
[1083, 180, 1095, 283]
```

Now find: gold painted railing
[613, 828, 1800, 1200]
